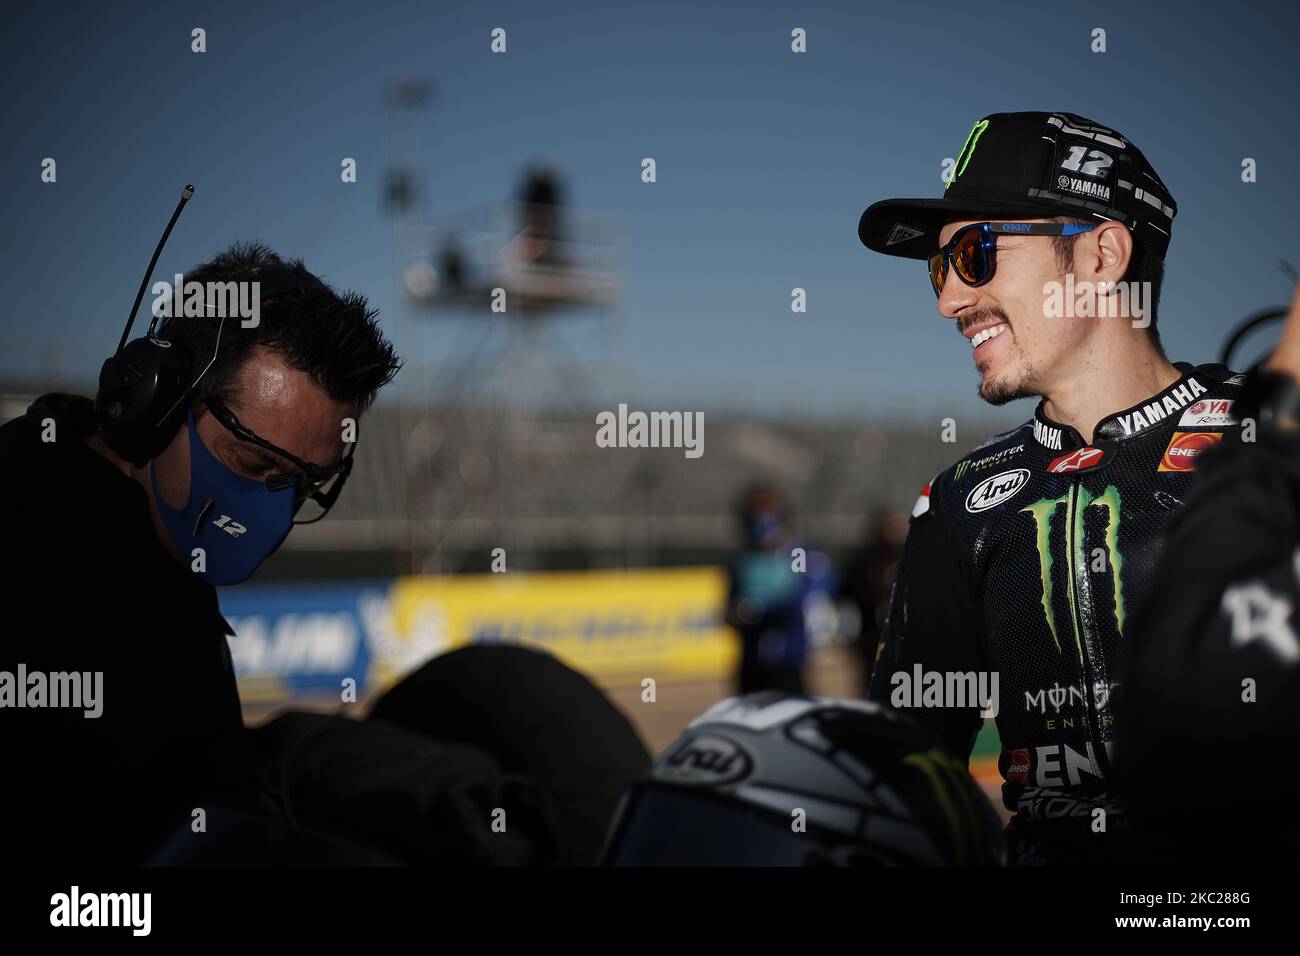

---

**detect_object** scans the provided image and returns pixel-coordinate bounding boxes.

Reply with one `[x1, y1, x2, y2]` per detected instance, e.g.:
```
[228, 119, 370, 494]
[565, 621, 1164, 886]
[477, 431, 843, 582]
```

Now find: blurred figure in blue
[725, 485, 832, 695]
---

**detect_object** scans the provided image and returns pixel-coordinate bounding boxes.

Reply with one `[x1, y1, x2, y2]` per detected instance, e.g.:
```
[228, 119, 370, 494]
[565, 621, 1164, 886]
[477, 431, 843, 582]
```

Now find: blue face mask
[150, 411, 297, 585]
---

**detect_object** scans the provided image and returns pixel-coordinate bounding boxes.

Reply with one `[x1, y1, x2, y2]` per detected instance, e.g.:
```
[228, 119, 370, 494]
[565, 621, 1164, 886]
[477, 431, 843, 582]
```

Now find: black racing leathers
[1114, 371, 1300, 863]
[867, 361, 1243, 865]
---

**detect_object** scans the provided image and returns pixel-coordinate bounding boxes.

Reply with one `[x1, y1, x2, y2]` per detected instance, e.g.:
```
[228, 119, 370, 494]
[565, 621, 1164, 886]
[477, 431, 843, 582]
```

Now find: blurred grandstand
[0, 381, 1011, 578]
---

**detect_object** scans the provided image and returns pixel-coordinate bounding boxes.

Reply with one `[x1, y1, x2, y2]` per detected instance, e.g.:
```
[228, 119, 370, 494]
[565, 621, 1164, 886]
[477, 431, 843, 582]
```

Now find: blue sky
[3, 0, 1296, 427]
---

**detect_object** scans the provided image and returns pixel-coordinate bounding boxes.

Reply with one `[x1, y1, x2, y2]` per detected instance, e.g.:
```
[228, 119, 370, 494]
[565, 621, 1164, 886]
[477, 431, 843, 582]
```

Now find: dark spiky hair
[159, 240, 401, 412]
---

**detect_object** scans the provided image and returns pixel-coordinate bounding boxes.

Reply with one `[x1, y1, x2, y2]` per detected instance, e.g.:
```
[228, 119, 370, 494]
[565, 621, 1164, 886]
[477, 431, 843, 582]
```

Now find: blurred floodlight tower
[381, 77, 436, 575]
[383, 78, 433, 219]
[389, 147, 623, 574]
[401, 166, 619, 316]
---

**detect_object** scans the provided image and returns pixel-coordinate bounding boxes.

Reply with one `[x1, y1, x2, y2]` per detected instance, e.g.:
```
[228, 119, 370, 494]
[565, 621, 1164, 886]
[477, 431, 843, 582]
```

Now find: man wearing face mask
[1, 237, 650, 867]
[0, 241, 403, 863]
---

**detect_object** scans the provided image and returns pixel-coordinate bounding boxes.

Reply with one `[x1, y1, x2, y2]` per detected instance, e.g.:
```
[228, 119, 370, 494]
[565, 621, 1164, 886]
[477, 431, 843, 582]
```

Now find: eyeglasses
[203, 396, 355, 524]
[928, 221, 1096, 298]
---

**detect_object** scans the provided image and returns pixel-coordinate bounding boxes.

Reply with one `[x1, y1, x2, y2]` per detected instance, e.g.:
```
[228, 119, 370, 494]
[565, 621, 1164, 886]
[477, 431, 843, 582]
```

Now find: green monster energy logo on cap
[947, 119, 990, 192]
[1020, 484, 1126, 655]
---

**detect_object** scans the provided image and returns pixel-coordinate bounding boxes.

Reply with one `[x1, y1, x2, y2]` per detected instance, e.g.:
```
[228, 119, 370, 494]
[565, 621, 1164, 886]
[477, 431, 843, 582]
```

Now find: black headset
[94, 185, 326, 467]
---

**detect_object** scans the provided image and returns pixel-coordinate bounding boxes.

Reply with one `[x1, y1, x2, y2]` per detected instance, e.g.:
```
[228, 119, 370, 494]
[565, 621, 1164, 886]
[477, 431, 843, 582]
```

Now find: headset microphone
[117, 184, 195, 353]
[95, 185, 199, 467]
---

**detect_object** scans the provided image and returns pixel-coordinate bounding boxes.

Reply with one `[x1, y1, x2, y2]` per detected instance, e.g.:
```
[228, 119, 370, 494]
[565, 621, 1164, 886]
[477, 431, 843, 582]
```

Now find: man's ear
[1077, 220, 1133, 287]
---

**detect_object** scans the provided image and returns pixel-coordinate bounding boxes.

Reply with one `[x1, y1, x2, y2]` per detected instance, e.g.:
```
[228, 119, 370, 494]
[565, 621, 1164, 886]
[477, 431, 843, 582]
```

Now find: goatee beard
[977, 356, 1041, 406]
[977, 375, 1033, 406]
[977, 353, 1034, 405]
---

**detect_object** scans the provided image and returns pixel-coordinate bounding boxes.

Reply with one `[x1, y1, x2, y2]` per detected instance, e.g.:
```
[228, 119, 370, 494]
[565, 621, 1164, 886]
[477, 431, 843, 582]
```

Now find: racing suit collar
[1032, 362, 1202, 451]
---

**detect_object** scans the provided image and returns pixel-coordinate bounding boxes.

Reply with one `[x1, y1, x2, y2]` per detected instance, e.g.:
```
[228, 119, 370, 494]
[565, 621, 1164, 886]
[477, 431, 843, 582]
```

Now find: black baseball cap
[858, 111, 1178, 261]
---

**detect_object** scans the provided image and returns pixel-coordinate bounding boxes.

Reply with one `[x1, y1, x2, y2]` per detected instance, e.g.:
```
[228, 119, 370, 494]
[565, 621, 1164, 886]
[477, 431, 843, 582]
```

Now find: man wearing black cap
[860, 111, 1243, 865]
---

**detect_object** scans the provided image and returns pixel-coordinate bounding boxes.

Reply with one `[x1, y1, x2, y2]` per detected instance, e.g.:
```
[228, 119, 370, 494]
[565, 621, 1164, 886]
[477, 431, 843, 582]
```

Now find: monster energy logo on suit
[955, 444, 1027, 482]
[1020, 485, 1125, 654]
[1025, 679, 1119, 714]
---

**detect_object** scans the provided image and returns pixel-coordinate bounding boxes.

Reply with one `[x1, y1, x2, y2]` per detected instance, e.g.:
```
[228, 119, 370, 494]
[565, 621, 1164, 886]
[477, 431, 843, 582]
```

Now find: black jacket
[0, 394, 258, 864]
[868, 362, 1243, 863]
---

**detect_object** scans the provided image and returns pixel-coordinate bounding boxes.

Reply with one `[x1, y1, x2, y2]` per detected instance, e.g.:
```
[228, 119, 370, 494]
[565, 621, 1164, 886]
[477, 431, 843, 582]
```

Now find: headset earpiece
[94, 335, 195, 468]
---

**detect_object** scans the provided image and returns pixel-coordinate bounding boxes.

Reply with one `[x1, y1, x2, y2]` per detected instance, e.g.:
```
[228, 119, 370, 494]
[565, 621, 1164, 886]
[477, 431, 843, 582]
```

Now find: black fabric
[145, 801, 403, 866]
[368, 645, 651, 866]
[0, 394, 259, 865]
[738, 664, 806, 696]
[1114, 401, 1300, 862]
[869, 508, 989, 763]
[246, 711, 560, 866]
[868, 364, 1244, 864]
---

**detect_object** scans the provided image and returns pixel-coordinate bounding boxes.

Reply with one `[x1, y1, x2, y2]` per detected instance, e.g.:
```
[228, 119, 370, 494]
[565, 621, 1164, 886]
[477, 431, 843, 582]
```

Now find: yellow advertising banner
[387, 567, 737, 688]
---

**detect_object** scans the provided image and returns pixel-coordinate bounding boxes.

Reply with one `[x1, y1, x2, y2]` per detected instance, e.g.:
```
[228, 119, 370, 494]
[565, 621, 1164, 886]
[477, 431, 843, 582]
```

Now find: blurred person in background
[725, 485, 832, 695]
